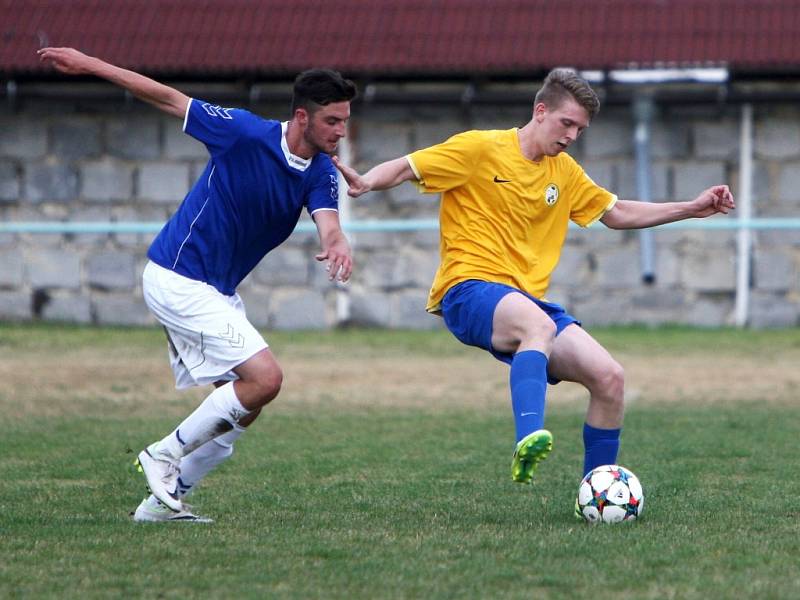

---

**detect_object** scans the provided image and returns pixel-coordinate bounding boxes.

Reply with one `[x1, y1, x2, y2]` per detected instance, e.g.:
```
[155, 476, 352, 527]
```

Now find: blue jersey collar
[281, 121, 312, 172]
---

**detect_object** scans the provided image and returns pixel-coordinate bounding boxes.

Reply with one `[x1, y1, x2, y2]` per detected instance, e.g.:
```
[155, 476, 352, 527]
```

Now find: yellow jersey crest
[545, 183, 559, 206]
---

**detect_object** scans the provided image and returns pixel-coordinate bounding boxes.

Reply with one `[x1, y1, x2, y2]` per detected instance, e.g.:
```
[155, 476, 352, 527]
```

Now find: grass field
[1, 324, 799, 599]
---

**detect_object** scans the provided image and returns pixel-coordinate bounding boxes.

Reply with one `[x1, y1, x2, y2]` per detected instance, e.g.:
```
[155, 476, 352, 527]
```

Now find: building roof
[3, 0, 800, 79]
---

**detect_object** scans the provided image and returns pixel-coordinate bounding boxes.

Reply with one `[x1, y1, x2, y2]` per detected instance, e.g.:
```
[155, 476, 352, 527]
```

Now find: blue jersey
[147, 98, 339, 296]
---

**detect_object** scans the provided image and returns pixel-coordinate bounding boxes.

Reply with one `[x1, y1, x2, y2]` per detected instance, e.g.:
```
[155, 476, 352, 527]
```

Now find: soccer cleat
[574, 497, 584, 520]
[511, 429, 553, 484]
[132, 496, 213, 523]
[135, 445, 183, 512]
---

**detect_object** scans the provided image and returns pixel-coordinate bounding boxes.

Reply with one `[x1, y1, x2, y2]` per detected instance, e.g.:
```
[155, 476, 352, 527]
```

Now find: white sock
[176, 424, 246, 498]
[155, 382, 250, 460]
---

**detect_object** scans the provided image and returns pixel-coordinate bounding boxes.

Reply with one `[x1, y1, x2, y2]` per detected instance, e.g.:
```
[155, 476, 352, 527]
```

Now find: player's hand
[331, 156, 371, 198]
[691, 185, 735, 217]
[37, 47, 97, 75]
[315, 238, 352, 283]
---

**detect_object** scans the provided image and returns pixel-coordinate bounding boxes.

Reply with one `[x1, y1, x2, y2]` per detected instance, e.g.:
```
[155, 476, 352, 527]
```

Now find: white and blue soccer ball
[576, 464, 644, 524]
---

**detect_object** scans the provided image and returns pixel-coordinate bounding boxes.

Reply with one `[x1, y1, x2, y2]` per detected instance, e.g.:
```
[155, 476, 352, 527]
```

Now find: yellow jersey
[407, 128, 617, 313]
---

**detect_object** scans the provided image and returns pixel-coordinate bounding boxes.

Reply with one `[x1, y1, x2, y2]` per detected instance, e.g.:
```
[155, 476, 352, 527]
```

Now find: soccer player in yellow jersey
[334, 69, 735, 488]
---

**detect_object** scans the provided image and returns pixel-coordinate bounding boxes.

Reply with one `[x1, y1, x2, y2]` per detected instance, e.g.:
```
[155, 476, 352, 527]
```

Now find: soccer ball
[576, 464, 644, 524]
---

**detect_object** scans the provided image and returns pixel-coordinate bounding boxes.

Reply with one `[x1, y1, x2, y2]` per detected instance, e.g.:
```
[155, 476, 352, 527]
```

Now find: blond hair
[534, 68, 600, 120]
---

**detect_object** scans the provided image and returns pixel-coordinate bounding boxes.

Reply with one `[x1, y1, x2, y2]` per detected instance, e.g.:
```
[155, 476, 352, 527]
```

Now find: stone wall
[1, 96, 798, 328]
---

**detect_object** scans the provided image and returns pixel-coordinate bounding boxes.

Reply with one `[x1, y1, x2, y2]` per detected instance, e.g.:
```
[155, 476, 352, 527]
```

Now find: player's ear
[533, 102, 547, 121]
[294, 107, 310, 127]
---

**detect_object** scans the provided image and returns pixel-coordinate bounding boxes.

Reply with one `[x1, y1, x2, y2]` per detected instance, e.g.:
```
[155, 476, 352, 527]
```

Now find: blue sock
[509, 350, 548, 443]
[582, 423, 622, 477]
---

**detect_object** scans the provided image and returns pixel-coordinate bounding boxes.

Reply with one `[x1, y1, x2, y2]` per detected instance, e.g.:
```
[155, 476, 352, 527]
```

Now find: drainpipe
[633, 92, 656, 284]
[734, 104, 754, 327]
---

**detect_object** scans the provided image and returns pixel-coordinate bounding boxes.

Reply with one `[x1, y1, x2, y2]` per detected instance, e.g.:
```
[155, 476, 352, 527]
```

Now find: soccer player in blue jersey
[39, 47, 357, 522]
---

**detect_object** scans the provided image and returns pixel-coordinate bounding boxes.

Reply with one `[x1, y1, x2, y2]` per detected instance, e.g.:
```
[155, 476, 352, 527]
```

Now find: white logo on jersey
[329, 174, 338, 200]
[544, 183, 559, 206]
[201, 103, 234, 119]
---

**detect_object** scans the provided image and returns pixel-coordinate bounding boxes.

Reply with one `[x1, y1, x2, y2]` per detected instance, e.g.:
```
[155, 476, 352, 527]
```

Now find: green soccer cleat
[511, 429, 553, 484]
[574, 497, 584, 520]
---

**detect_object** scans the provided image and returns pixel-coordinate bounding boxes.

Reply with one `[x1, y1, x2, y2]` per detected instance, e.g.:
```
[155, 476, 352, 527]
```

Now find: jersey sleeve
[183, 98, 259, 157]
[306, 160, 339, 215]
[407, 131, 482, 193]
[566, 157, 618, 227]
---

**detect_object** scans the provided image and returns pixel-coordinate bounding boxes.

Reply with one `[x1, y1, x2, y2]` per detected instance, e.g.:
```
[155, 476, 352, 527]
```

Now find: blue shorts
[440, 280, 580, 383]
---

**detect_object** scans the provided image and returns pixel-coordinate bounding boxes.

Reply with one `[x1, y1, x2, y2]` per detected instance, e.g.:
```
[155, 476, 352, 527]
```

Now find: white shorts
[142, 261, 268, 390]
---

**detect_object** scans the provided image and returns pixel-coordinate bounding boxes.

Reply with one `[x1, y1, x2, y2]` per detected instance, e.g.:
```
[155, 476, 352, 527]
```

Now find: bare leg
[549, 324, 624, 475]
[548, 324, 624, 429]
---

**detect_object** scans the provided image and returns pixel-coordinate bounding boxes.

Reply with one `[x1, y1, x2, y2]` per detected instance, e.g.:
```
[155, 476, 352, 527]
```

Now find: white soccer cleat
[131, 496, 213, 523]
[135, 445, 183, 512]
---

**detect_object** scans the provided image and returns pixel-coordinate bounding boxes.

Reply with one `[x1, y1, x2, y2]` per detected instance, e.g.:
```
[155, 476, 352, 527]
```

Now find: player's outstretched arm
[332, 156, 416, 198]
[312, 210, 353, 282]
[37, 47, 189, 119]
[601, 185, 735, 230]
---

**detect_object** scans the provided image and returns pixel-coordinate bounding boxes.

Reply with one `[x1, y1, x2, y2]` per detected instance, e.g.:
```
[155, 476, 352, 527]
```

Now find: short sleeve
[183, 98, 259, 157]
[566, 157, 617, 227]
[407, 131, 482, 193]
[306, 160, 339, 215]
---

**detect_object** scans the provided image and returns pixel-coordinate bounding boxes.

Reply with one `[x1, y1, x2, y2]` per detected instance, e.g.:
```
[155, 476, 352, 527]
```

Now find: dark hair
[291, 69, 357, 114]
[534, 68, 600, 120]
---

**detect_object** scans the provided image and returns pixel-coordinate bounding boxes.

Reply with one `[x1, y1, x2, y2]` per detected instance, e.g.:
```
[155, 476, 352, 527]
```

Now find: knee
[518, 317, 557, 348]
[260, 367, 283, 403]
[540, 318, 558, 342]
[596, 361, 625, 406]
[250, 366, 283, 407]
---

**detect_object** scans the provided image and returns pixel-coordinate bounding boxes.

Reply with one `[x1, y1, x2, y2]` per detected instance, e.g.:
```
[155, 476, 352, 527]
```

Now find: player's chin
[546, 145, 566, 156]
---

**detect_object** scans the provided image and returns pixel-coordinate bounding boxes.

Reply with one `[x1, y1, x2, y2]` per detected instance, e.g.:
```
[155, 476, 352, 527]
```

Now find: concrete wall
[1, 97, 798, 328]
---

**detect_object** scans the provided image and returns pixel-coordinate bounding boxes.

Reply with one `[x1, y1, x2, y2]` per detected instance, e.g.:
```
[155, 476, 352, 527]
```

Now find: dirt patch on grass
[1, 343, 797, 420]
